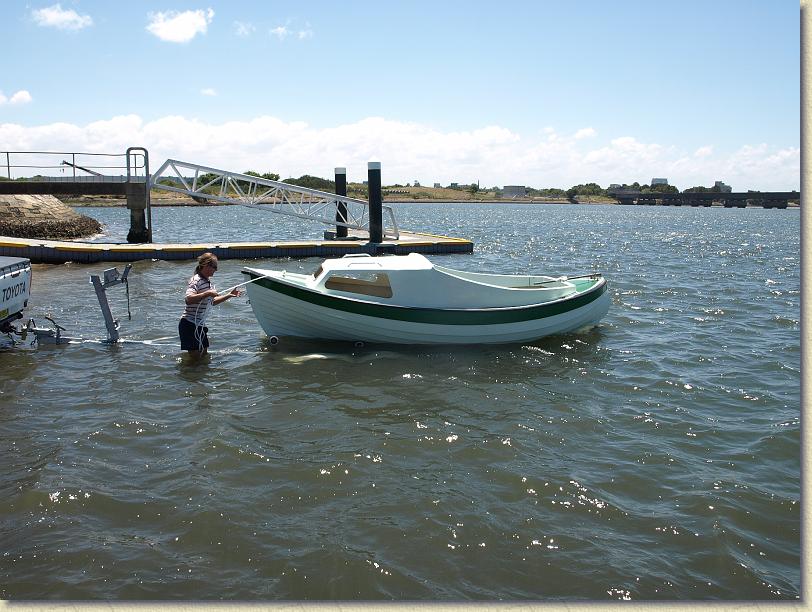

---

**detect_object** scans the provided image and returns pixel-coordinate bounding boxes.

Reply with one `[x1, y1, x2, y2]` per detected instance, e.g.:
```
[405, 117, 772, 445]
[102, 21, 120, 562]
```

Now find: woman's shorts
[179, 317, 209, 351]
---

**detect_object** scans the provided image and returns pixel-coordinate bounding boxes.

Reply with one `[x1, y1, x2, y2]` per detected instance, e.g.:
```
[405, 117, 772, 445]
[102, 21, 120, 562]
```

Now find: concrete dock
[0, 230, 474, 264]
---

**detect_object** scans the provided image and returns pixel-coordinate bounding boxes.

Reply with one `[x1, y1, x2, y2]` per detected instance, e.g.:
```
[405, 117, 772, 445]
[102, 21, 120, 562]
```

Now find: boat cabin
[309, 253, 578, 309]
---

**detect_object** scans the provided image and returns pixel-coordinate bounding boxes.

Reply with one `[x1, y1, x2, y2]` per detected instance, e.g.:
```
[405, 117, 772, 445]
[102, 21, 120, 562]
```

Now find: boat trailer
[11, 264, 132, 346]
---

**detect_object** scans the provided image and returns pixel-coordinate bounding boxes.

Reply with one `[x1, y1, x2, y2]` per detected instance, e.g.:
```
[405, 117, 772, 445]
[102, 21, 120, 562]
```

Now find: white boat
[241, 253, 609, 345]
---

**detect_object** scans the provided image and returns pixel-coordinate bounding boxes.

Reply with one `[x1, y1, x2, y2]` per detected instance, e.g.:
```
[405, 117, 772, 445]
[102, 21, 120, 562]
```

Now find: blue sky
[0, 1, 801, 190]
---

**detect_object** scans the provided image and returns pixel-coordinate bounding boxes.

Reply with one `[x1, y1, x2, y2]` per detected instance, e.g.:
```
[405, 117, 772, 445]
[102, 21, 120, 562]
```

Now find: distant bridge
[606, 189, 800, 208]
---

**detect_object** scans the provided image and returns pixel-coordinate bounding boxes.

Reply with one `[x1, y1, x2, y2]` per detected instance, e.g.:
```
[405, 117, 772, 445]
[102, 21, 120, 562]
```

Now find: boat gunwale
[242, 267, 608, 325]
[430, 263, 575, 292]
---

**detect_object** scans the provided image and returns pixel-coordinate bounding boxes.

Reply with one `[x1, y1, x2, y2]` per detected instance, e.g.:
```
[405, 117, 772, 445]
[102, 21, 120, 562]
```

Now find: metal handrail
[1, 150, 147, 180]
[1, 150, 141, 156]
[150, 158, 400, 239]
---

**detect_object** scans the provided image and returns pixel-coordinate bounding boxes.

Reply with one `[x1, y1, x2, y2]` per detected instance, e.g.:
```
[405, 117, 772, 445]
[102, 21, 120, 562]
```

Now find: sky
[0, 0, 801, 191]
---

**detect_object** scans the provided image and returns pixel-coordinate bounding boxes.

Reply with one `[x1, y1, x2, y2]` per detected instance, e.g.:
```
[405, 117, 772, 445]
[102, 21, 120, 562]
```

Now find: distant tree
[283, 175, 335, 191]
[568, 183, 606, 197]
[683, 186, 711, 193]
[643, 183, 678, 194]
[469, 183, 479, 194]
[529, 187, 567, 198]
[197, 172, 219, 186]
[194, 173, 221, 195]
[243, 170, 280, 181]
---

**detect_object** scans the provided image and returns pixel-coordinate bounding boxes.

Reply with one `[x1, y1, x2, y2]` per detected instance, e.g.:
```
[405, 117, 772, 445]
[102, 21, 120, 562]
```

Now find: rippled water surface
[0, 204, 800, 600]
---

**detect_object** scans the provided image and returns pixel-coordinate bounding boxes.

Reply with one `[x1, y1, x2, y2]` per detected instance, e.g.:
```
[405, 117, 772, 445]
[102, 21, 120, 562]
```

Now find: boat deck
[0, 230, 473, 264]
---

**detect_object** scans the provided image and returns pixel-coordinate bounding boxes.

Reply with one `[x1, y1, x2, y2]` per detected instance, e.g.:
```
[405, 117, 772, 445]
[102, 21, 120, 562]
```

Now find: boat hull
[244, 272, 609, 345]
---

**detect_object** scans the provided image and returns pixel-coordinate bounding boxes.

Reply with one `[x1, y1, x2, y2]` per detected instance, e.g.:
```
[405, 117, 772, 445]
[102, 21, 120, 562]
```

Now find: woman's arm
[212, 287, 241, 305]
[185, 288, 218, 305]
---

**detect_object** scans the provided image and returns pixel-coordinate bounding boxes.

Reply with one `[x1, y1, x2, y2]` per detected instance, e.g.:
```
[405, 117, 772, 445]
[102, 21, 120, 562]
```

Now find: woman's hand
[212, 287, 242, 306]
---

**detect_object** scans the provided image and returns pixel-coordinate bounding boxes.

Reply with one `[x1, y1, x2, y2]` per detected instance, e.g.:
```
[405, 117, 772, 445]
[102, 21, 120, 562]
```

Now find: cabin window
[324, 271, 393, 298]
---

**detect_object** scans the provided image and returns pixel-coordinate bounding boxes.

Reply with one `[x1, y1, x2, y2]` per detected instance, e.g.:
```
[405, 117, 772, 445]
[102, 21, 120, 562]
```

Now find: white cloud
[32, 3, 93, 30]
[270, 26, 290, 40]
[0, 90, 33, 105]
[694, 145, 713, 157]
[233, 21, 255, 37]
[146, 8, 214, 43]
[10, 90, 33, 105]
[200, 88, 217, 97]
[581, 137, 666, 180]
[270, 23, 313, 41]
[0, 114, 799, 191]
[717, 144, 800, 192]
[574, 127, 596, 139]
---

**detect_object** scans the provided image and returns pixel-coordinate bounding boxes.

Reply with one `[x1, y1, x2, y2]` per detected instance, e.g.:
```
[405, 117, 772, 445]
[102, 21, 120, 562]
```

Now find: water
[0, 204, 800, 600]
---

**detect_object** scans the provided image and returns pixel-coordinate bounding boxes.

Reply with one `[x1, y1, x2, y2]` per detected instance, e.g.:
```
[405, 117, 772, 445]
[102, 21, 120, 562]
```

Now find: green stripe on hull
[245, 272, 608, 326]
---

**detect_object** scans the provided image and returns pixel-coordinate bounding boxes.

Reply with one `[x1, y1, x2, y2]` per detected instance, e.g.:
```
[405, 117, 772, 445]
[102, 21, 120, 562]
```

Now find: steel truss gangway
[150, 159, 400, 239]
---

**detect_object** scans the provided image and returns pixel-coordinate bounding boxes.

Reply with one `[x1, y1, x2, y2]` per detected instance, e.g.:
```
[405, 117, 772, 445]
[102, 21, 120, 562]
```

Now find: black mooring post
[367, 161, 383, 243]
[335, 167, 348, 238]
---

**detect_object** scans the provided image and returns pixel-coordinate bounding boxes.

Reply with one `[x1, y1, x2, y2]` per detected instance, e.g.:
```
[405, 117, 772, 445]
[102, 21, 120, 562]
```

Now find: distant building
[715, 180, 732, 193]
[433, 182, 441, 189]
[609, 183, 622, 189]
[503, 185, 526, 198]
[450, 182, 459, 188]
[651, 178, 669, 186]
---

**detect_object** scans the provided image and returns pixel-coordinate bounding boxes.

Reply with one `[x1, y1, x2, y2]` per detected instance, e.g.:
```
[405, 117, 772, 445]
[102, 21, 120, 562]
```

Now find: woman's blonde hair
[195, 252, 218, 274]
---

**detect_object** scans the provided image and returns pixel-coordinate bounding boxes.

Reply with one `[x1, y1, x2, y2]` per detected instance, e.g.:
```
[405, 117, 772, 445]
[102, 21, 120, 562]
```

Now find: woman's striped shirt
[182, 273, 214, 325]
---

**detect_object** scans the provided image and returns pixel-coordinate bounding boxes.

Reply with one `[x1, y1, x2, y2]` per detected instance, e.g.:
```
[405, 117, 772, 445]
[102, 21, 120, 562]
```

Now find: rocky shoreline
[0, 194, 102, 239]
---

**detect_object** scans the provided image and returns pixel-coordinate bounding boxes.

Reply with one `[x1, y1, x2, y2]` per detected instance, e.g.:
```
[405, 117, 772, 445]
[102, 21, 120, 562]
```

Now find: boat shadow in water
[256, 324, 610, 382]
[243, 326, 611, 429]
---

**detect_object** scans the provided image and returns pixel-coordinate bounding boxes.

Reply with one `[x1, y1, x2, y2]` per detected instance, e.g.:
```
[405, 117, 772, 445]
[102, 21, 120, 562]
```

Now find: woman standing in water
[178, 252, 240, 353]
